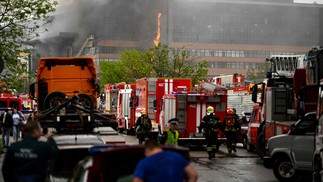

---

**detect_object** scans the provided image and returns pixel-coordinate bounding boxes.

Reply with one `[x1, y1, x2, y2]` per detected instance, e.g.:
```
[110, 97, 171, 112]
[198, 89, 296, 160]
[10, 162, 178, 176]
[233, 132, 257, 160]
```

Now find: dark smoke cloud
[36, 0, 167, 57]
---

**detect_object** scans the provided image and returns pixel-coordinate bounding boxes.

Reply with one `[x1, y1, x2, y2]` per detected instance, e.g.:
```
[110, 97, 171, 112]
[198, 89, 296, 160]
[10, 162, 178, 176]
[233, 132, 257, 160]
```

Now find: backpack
[141, 115, 150, 129]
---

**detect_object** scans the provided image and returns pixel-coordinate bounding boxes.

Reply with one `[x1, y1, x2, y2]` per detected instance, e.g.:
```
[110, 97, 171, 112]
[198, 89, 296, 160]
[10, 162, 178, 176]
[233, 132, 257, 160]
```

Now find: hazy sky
[294, 0, 323, 4]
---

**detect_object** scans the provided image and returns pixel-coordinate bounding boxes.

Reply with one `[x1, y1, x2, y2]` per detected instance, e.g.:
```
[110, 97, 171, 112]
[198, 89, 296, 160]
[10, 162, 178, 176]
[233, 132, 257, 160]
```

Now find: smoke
[173, 0, 320, 46]
[36, 0, 167, 57]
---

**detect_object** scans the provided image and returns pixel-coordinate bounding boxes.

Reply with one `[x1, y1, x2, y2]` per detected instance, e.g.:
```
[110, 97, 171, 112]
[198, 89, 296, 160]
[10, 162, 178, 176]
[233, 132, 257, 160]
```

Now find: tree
[246, 63, 270, 82]
[0, 0, 57, 92]
[99, 43, 208, 88]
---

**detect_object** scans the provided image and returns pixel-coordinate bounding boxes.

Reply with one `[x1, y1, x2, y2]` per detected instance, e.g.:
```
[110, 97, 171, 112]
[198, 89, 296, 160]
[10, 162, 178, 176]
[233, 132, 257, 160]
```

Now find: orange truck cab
[29, 57, 116, 131]
[31, 57, 99, 111]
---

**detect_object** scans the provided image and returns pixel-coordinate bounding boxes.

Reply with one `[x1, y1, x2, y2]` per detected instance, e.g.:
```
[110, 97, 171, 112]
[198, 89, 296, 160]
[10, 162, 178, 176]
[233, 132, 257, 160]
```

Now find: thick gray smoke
[35, 0, 167, 57]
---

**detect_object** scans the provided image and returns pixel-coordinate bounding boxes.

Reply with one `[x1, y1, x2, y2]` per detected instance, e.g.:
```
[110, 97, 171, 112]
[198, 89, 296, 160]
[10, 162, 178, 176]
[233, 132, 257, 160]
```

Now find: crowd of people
[0, 108, 26, 148]
[135, 106, 243, 160]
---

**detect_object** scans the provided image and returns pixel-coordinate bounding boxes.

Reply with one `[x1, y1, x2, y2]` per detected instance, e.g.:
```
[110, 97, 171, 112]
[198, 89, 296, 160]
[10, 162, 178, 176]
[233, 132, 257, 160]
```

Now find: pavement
[120, 134, 259, 159]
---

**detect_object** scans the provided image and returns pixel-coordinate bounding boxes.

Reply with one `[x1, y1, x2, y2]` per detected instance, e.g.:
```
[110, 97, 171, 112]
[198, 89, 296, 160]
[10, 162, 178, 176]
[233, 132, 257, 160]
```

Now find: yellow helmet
[207, 106, 214, 113]
[141, 108, 147, 115]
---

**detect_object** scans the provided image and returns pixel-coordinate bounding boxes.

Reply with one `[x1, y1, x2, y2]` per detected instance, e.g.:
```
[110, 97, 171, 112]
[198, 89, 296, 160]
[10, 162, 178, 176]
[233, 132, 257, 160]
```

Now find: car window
[295, 114, 316, 135]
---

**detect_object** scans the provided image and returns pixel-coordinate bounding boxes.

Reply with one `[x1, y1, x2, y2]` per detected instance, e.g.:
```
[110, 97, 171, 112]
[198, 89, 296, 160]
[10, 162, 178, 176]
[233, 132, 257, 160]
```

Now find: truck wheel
[256, 132, 265, 159]
[78, 94, 94, 109]
[44, 92, 66, 109]
[273, 157, 298, 182]
[313, 155, 322, 182]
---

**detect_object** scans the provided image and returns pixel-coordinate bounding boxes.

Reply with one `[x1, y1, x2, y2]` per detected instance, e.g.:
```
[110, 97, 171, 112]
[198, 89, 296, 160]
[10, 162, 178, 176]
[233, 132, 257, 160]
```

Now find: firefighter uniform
[199, 106, 222, 159]
[224, 109, 241, 153]
[135, 109, 152, 144]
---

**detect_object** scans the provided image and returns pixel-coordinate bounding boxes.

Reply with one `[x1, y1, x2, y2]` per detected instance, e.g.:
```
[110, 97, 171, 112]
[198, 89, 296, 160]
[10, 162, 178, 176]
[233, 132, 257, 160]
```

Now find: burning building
[30, 0, 323, 75]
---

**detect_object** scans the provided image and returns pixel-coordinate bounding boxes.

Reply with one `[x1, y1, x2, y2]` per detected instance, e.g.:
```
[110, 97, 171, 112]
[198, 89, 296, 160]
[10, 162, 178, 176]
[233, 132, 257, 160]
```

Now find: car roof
[53, 134, 105, 146]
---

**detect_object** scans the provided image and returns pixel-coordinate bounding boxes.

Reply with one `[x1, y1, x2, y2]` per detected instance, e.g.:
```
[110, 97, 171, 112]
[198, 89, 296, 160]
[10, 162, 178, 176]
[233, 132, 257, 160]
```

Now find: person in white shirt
[12, 108, 24, 142]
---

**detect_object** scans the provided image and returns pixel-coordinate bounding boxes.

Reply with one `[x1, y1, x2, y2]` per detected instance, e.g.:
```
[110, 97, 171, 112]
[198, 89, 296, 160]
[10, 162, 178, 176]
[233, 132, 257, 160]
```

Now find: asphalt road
[0, 134, 312, 182]
[122, 134, 312, 182]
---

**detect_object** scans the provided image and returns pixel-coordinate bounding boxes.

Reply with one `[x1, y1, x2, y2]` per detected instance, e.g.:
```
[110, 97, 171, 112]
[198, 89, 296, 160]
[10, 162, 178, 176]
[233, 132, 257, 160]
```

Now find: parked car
[71, 145, 190, 182]
[48, 134, 106, 182]
[263, 112, 316, 182]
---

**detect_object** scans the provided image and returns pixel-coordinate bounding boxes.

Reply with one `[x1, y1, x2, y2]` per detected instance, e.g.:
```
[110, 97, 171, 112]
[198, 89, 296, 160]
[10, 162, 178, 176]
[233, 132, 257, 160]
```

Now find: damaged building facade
[30, 0, 323, 75]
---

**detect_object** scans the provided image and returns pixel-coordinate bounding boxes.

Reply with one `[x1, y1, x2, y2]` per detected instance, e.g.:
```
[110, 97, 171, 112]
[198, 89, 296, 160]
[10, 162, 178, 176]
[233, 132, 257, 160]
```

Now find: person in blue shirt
[133, 140, 198, 182]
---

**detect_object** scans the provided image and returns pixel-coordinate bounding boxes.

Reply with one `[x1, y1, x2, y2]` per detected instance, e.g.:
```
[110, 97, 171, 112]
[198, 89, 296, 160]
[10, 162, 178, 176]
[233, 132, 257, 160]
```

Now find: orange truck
[29, 57, 116, 132]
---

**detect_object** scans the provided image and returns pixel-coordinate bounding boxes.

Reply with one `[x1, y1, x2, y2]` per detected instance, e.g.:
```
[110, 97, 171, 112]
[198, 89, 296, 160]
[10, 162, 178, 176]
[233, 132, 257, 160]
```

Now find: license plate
[194, 133, 204, 137]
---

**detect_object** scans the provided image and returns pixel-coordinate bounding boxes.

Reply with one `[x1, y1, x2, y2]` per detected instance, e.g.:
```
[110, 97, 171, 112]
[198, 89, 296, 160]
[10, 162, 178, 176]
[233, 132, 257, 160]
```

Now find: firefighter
[135, 109, 152, 144]
[232, 108, 240, 121]
[199, 106, 222, 159]
[224, 108, 241, 153]
[160, 118, 179, 145]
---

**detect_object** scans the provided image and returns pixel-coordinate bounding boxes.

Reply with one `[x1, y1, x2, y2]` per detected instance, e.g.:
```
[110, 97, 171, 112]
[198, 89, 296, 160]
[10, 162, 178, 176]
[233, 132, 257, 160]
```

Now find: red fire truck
[104, 84, 118, 115]
[104, 83, 127, 115]
[18, 93, 35, 111]
[116, 84, 137, 134]
[0, 95, 22, 111]
[211, 73, 244, 88]
[160, 82, 228, 146]
[104, 83, 138, 134]
[245, 55, 316, 157]
[135, 78, 192, 134]
[0, 83, 22, 112]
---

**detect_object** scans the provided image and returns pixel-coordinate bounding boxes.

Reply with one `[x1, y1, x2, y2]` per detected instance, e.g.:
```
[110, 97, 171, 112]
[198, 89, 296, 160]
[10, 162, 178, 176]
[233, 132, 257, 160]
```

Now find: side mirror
[290, 124, 296, 134]
[29, 83, 36, 99]
[153, 99, 157, 112]
[251, 84, 258, 103]
[130, 96, 138, 108]
[129, 99, 134, 108]
[96, 85, 101, 97]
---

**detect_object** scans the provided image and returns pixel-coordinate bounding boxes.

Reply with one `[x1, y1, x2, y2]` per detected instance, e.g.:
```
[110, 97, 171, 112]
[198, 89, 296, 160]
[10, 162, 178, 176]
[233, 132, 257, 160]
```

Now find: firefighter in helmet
[135, 108, 152, 144]
[199, 106, 222, 159]
[223, 108, 241, 153]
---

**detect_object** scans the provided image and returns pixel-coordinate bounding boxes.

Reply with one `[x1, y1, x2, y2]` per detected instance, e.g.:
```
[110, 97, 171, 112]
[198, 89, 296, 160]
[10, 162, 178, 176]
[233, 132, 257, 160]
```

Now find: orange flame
[153, 12, 162, 46]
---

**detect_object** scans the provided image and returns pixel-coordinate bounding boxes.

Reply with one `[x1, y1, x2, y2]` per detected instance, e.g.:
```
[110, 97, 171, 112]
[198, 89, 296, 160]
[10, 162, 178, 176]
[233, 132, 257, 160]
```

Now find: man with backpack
[135, 109, 152, 144]
[199, 106, 222, 159]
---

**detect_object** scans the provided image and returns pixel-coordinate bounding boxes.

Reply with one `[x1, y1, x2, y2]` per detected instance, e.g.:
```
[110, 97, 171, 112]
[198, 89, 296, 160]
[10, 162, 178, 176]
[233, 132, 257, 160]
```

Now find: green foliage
[246, 62, 270, 82]
[99, 43, 208, 88]
[0, 0, 57, 92]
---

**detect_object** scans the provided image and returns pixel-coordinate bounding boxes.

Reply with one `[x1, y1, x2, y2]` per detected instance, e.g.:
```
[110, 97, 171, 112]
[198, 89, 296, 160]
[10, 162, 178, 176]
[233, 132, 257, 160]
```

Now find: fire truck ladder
[200, 82, 227, 94]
